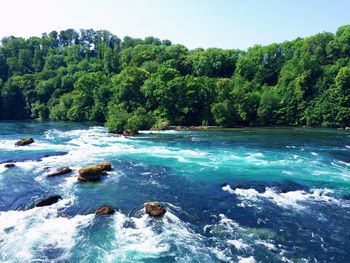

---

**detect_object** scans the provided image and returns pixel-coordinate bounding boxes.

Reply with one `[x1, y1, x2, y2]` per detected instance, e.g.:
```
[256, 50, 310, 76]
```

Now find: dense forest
[0, 26, 349, 132]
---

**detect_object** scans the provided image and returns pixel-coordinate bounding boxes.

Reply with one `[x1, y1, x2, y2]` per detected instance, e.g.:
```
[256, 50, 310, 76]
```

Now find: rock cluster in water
[9, 142, 168, 217]
[15, 137, 34, 146]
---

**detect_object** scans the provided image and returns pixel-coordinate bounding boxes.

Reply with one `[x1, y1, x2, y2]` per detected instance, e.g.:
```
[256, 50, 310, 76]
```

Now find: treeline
[0, 26, 349, 132]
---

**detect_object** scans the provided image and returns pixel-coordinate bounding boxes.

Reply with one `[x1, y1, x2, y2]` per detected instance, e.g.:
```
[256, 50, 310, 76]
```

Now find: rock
[15, 137, 34, 146]
[78, 174, 101, 182]
[79, 165, 104, 176]
[145, 202, 166, 217]
[97, 162, 112, 171]
[4, 163, 15, 168]
[123, 130, 139, 136]
[78, 162, 112, 182]
[35, 195, 62, 207]
[345, 127, 350, 130]
[95, 205, 115, 215]
[47, 167, 72, 177]
[78, 165, 104, 182]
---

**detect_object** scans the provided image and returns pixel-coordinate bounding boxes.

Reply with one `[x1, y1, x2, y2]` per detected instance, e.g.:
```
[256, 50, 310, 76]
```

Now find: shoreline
[168, 125, 350, 132]
[0, 119, 349, 132]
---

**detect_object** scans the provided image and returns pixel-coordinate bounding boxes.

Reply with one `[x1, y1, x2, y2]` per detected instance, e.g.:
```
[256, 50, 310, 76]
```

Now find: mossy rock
[145, 202, 166, 217]
[15, 137, 34, 146]
[97, 162, 112, 171]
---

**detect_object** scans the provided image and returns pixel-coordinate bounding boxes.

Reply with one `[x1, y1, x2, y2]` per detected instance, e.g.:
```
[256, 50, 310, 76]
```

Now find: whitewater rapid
[0, 123, 349, 262]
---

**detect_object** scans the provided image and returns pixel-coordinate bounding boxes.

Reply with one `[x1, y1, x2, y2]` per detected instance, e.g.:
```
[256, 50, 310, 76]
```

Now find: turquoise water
[0, 121, 350, 263]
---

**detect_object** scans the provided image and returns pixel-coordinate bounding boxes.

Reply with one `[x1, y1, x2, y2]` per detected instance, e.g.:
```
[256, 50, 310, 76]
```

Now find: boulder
[4, 163, 15, 168]
[47, 167, 72, 177]
[35, 195, 62, 207]
[123, 130, 139, 136]
[95, 205, 115, 215]
[78, 162, 113, 182]
[145, 202, 166, 217]
[15, 137, 34, 146]
[97, 162, 112, 171]
[78, 165, 104, 182]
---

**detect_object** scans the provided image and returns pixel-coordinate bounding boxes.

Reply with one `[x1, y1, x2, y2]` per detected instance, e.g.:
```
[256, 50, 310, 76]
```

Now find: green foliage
[0, 26, 349, 129]
[105, 104, 130, 134]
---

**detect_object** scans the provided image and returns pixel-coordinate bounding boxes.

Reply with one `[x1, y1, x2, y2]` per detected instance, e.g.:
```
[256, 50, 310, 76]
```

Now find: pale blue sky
[1, 0, 349, 49]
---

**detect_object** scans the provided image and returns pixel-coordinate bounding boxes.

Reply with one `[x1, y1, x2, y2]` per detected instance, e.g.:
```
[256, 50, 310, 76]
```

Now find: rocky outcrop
[15, 137, 34, 146]
[145, 202, 166, 217]
[4, 163, 15, 168]
[78, 162, 112, 182]
[123, 130, 139, 136]
[47, 167, 72, 177]
[35, 195, 62, 207]
[78, 165, 103, 181]
[95, 205, 115, 215]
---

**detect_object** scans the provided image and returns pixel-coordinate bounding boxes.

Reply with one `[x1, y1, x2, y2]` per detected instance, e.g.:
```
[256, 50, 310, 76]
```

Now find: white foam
[223, 185, 348, 210]
[179, 149, 207, 157]
[0, 198, 93, 262]
[227, 239, 249, 250]
[105, 210, 216, 261]
[238, 256, 256, 263]
[256, 240, 277, 250]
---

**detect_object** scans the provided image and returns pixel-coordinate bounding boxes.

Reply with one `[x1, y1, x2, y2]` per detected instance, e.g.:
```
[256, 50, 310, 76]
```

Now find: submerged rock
[47, 167, 72, 177]
[343, 194, 350, 200]
[35, 195, 62, 207]
[15, 137, 34, 146]
[4, 163, 15, 168]
[145, 202, 166, 217]
[95, 205, 115, 215]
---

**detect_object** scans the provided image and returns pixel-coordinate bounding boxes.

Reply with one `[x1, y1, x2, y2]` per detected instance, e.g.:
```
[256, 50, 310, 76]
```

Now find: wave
[0, 199, 223, 262]
[102, 209, 220, 262]
[222, 185, 349, 210]
[204, 214, 289, 262]
[0, 198, 94, 262]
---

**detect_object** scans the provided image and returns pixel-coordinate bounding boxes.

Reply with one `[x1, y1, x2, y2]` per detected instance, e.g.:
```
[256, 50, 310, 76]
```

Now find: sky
[0, 0, 349, 50]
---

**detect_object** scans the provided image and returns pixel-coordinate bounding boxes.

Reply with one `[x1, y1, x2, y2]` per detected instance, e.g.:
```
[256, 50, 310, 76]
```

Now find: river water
[0, 121, 349, 262]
